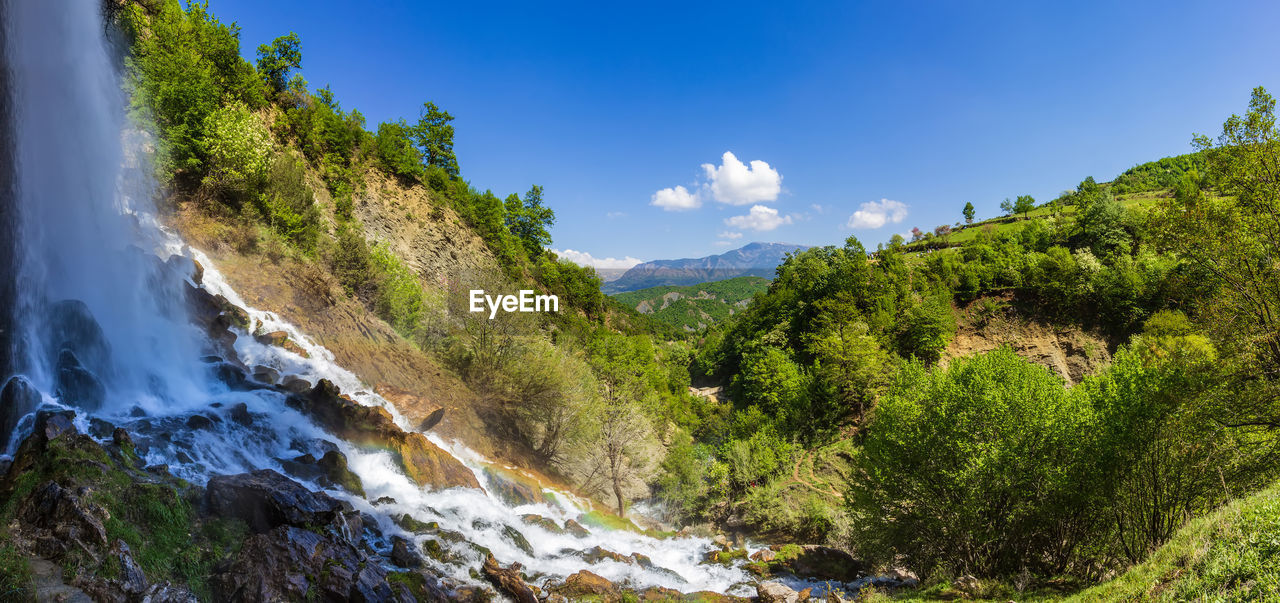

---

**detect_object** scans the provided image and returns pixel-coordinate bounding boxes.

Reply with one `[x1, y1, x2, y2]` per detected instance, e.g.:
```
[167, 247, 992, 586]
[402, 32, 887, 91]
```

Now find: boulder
[46, 299, 111, 377]
[211, 525, 394, 603]
[564, 518, 590, 538]
[552, 570, 619, 601]
[251, 365, 279, 385]
[768, 545, 867, 583]
[317, 450, 365, 497]
[482, 466, 546, 506]
[374, 384, 444, 431]
[390, 536, 422, 568]
[0, 375, 41, 450]
[254, 330, 309, 358]
[229, 402, 253, 427]
[55, 349, 105, 411]
[205, 469, 358, 535]
[279, 376, 311, 394]
[112, 539, 149, 596]
[480, 554, 537, 603]
[20, 480, 109, 551]
[757, 581, 799, 603]
[520, 514, 563, 534]
[501, 525, 534, 556]
[286, 380, 479, 490]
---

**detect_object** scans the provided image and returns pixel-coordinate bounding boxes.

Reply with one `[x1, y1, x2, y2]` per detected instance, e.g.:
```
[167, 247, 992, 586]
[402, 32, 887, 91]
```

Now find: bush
[202, 103, 273, 204]
[257, 153, 320, 252]
[852, 348, 1097, 577]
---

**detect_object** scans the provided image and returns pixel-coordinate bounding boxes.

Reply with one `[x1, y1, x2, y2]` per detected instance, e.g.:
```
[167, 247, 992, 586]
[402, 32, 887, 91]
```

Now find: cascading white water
[5, 0, 210, 414]
[0, 0, 760, 597]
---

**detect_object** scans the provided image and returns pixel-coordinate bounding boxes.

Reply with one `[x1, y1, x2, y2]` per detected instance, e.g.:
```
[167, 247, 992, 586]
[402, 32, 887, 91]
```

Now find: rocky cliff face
[944, 295, 1115, 385]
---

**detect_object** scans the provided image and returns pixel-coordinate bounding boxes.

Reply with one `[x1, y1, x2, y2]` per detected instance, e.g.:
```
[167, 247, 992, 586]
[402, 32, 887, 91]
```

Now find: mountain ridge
[601, 241, 808, 293]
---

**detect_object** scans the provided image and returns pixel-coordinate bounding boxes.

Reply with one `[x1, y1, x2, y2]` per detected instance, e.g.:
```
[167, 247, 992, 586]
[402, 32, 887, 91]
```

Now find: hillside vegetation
[35, 1, 1280, 600]
[613, 276, 770, 333]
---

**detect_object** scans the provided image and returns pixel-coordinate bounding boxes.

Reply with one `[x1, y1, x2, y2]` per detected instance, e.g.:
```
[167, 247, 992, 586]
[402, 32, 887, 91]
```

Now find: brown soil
[944, 294, 1115, 384]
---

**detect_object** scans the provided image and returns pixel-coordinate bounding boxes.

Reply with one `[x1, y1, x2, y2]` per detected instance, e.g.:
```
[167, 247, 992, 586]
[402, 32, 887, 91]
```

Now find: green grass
[1067, 480, 1280, 602]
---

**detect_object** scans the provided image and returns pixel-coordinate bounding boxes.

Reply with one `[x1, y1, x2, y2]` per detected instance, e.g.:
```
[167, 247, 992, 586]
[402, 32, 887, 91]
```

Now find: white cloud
[650, 185, 701, 211]
[606, 211, 628, 219]
[552, 249, 644, 270]
[846, 198, 908, 229]
[725, 205, 792, 232]
[717, 230, 743, 240]
[702, 151, 782, 205]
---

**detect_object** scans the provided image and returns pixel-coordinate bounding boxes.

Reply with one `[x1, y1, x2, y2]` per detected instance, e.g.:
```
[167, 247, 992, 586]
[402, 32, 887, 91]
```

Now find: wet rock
[564, 518, 590, 538]
[373, 496, 397, 506]
[317, 450, 365, 497]
[35, 409, 77, 442]
[390, 536, 423, 568]
[185, 414, 216, 430]
[374, 384, 443, 431]
[55, 349, 105, 411]
[480, 554, 537, 603]
[758, 581, 799, 603]
[502, 525, 534, 556]
[205, 469, 357, 535]
[254, 330, 309, 358]
[229, 402, 253, 427]
[46, 299, 111, 377]
[209, 362, 252, 392]
[112, 428, 133, 449]
[88, 417, 115, 439]
[552, 570, 619, 601]
[581, 546, 630, 565]
[396, 514, 440, 533]
[520, 514, 563, 534]
[286, 380, 479, 490]
[0, 375, 41, 449]
[750, 548, 777, 562]
[250, 365, 279, 385]
[279, 375, 311, 394]
[482, 466, 546, 506]
[211, 525, 394, 603]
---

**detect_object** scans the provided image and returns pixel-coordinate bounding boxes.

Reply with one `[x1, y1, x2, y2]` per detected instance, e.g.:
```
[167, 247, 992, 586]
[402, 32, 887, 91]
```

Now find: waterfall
[0, 0, 759, 597]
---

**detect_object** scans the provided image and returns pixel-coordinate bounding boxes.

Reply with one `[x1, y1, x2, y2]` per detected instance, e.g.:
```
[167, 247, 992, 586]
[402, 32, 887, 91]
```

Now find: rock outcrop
[285, 379, 479, 490]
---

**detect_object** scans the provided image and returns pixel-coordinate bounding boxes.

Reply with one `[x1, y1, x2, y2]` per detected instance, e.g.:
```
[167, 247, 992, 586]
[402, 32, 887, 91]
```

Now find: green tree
[255, 32, 301, 95]
[1000, 197, 1014, 216]
[963, 201, 975, 224]
[373, 120, 422, 181]
[504, 185, 556, 258]
[412, 102, 459, 178]
[1013, 194, 1036, 219]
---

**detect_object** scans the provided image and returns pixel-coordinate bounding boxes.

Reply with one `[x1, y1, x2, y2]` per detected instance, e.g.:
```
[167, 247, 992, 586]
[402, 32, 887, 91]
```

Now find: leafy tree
[373, 120, 422, 181]
[1000, 197, 1015, 216]
[504, 185, 556, 258]
[963, 201, 975, 224]
[1014, 194, 1036, 219]
[412, 102, 459, 178]
[256, 32, 302, 95]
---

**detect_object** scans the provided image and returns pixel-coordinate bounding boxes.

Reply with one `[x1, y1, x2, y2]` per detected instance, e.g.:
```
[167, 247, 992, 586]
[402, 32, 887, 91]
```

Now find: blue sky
[213, 0, 1280, 268]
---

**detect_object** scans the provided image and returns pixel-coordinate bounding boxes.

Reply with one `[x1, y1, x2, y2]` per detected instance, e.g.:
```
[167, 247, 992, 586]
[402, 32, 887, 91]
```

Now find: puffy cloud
[725, 205, 792, 232]
[650, 185, 700, 211]
[717, 230, 743, 240]
[846, 198, 908, 229]
[702, 151, 782, 205]
[552, 248, 644, 270]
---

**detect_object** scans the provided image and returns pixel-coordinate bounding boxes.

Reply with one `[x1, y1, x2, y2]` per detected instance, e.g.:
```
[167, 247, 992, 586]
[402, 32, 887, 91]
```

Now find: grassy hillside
[612, 276, 769, 333]
[1067, 480, 1280, 602]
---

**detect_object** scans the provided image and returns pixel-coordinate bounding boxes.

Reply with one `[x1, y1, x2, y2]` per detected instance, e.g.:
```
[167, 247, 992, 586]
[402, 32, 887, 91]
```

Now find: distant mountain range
[601, 242, 808, 294]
